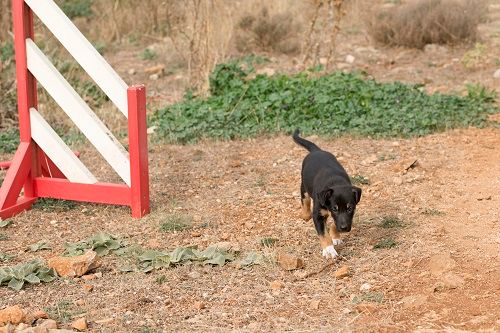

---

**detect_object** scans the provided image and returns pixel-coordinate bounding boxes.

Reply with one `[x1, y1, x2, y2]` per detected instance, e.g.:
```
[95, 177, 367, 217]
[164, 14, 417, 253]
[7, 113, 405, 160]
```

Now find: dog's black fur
[293, 129, 361, 256]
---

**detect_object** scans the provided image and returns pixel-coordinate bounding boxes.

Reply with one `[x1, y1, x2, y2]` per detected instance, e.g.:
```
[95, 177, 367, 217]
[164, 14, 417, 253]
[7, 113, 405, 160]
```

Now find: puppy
[293, 129, 361, 258]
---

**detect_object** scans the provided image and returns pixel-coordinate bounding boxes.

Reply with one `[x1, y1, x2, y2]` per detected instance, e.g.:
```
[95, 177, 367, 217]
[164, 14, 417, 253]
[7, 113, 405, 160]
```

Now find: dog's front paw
[332, 239, 343, 246]
[322, 245, 338, 259]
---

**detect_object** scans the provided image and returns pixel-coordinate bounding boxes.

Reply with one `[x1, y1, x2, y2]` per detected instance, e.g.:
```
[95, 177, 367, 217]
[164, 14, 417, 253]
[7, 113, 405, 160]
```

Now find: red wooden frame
[0, 0, 150, 220]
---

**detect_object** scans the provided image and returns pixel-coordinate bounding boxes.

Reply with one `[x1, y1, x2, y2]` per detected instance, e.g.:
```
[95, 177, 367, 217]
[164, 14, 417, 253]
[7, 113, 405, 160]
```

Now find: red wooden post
[127, 85, 150, 218]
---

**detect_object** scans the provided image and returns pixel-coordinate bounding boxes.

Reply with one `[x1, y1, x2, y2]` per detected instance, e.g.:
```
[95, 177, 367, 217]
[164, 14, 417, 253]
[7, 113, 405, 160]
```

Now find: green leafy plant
[33, 198, 77, 212]
[151, 61, 499, 144]
[64, 233, 124, 256]
[28, 241, 52, 252]
[352, 292, 384, 304]
[44, 300, 85, 323]
[373, 238, 397, 249]
[0, 41, 14, 62]
[59, 0, 93, 19]
[0, 129, 19, 154]
[160, 214, 192, 232]
[237, 251, 268, 268]
[379, 216, 404, 229]
[350, 175, 370, 185]
[137, 246, 235, 273]
[0, 252, 15, 262]
[0, 259, 57, 290]
[0, 219, 13, 228]
[141, 48, 157, 61]
[466, 83, 497, 103]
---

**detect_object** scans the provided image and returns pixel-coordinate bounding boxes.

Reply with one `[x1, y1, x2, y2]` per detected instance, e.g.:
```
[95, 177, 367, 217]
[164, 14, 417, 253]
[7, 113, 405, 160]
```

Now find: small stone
[310, 300, 320, 309]
[429, 253, 456, 276]
[127, 68, 136, 75]
[146, 126, 157, 134]
[359, 283, 372, 291]
[93, 272, 102, 279]
[48, 250, 100, 278]
[342, 308, 352, 314]
[355, 303, 377, 314]
[345, 54, 355, 64]
[194, 301, 205, 310]
[82, 284, 93, 293]
[270, 280, 284, 290]
[393, 177, 403, 186]
[81, 274, 95, 281]
[149, 74, 159, 80]
[493, 69, 500, 79]
[334, 265, 350, 279]
[188, 271, 201, 279]
[441, 272, 465, 289]
[71, 317, 87, 331]
[38, 319, 58, 330]
[0, 305, 26, 325]
[32, 310, 49, 321]
[190, 231, 202, 237]
[277, 253, 305, 271]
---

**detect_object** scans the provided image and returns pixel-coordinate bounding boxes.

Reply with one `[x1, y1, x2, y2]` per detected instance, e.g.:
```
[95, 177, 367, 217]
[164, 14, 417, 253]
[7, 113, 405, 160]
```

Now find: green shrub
[151, 61, 498, 143]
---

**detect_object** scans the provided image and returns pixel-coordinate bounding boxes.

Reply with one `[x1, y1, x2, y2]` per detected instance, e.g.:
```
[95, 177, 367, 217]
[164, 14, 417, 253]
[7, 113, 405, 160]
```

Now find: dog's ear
[352, 186, 362, 204]
[318, 188, 334, 206]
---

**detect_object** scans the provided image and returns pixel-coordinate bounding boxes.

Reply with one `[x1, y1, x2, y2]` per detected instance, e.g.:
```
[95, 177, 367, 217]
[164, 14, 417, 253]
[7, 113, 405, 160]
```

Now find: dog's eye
[332, 205, 339, 212]
[347, 205, 354, 213]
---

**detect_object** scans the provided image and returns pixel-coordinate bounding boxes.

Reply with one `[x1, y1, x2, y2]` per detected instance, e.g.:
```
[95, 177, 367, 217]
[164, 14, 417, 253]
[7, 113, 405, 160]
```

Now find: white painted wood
[30, 108, 98, 184]
[25, 0, 129, 118]
[26, 39, 132, 186]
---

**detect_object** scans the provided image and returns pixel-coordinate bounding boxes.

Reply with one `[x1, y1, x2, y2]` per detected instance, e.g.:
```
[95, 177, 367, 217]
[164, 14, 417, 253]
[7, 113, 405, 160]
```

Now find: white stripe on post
[25, 0, 129, 118]
[26, 39, 132, 186]
[30, 108, 98, 184]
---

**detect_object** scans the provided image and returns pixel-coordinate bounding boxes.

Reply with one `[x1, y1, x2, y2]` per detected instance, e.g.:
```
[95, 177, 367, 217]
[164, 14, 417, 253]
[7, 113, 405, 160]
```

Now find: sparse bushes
[235, 7, 301, 55]
[368, 0, 488, 48]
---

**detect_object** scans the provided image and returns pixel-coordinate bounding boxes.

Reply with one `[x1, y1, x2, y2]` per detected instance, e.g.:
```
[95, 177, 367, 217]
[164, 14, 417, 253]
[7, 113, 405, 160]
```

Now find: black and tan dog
[293, 129, 361, 258]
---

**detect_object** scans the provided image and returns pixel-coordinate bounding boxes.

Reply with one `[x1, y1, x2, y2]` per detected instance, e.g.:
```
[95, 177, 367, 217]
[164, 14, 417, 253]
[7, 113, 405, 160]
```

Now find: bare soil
[1, 2, 500, 333]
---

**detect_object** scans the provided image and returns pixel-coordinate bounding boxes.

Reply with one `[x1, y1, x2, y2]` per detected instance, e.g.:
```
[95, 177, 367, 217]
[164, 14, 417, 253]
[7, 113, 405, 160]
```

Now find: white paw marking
[332, 238, 343, 246]
[322, 245, 338, 258]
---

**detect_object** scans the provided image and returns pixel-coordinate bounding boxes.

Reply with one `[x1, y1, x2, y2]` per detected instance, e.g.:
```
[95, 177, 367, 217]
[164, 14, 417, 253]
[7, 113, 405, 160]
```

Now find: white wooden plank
[25, 0, 129, 118]
[26, 39, 132, 186]
[30, 108, 98, 184]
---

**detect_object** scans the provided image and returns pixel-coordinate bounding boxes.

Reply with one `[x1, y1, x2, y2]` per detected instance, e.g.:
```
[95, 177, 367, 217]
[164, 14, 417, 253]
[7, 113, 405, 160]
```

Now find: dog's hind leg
[299, 182, 312, 221]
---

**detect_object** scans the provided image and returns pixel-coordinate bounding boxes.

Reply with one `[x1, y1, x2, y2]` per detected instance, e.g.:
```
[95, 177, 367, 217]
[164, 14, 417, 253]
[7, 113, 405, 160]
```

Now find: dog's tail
[292, 129, 321, 152]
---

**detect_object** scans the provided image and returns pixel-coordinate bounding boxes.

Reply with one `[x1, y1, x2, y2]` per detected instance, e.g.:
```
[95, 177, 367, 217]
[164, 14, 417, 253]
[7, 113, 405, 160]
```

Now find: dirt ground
[1, 2, 500, 333]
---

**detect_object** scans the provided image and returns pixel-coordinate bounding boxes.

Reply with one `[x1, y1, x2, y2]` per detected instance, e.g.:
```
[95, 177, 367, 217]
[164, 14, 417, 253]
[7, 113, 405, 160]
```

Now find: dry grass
[0, 0, 11, 42]
[235, 7, 302, 55]
[367, 0, 489, 49]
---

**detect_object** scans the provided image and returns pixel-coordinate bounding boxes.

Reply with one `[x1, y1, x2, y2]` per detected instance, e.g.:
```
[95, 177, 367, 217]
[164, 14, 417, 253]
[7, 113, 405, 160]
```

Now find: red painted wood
[127, 85, 150, 218]
[38, 150, 66, 178]
[0, 161, 11, 170]
[34, 178, 131, 206]
[0, 142, 33, 209]
[0, 196, 37, 220]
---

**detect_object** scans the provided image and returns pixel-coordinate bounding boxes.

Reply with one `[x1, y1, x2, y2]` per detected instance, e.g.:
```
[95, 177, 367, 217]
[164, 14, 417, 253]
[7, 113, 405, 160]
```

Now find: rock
[342, 308, 352, 314]
[48, 250, 100, 277]
[277, 253, 305, 271]
[81, 274, 95, 281]
[393, 177, 403, 186]
[82, 284, 93, 293]
[146, 126, 157, 135]
[494, 69, 500, 79]
[429, 253, 456, 276]
[401, 295, 427, 309]
[144, 64, 165, 75]
[37, 319, 58, 331]
[441, 272, 465, 289]
[361, 154, 378, 165]
[93, 272, 102, 279]
[0, 305, 26, 325]
[392, 158, 418, 174]
[127, 68, 136, 75]
[190, 231, 202, 237]
[334, 265, 350, 279]
[310, 300, 320, 310]
[359, 283, 372, 291]
[194, 301, 205, 310]
[31, 310, 49, 322]
[148, 74, 159, 80]
[71, 317, 87, 331]
[270, 280, 284, 290]
[345, 55, 355, 64]
[355, 303, 377, 314]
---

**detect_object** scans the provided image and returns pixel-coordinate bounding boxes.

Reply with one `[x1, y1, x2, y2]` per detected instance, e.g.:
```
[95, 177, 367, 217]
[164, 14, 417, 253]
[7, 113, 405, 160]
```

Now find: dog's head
[318, 186, 362, 232]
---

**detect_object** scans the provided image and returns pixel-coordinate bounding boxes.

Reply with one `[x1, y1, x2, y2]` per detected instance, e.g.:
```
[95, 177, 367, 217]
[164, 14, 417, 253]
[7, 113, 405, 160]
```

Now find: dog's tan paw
[299, 212, 312, 221]
[322, 245, 338, 259]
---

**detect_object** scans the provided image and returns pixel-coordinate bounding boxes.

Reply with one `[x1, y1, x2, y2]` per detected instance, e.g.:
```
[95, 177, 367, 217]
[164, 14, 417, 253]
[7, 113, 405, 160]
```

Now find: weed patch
[373, 238, 398, 249]
[379, 216, 404, 229]
[422, 208, 444, 216]
[0, 129, 19, 154]
[64, 233, 124, 256]
[152, 61, 498, 143]
[45, 299, 85, 323]
[351, 175, 370, 185]
[352, 292, 384, 304]
[0, 259, 57, 290]
[160, 214, 192, 232]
